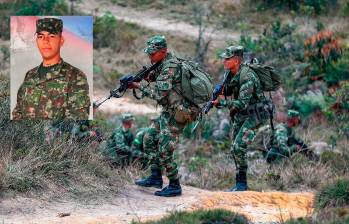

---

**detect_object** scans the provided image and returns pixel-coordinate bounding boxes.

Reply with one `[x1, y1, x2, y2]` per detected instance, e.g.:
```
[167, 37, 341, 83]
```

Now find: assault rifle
[94, 61, 161, 108]
[203, 70, 231, 114]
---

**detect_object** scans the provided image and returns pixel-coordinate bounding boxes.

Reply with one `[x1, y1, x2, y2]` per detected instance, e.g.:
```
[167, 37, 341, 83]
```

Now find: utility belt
[237, 100, 274, 121]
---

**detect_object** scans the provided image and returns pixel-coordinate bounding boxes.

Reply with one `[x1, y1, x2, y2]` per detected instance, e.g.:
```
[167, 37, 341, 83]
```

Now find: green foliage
[256, 0, 336, 15]
[133, 209, 248, 224]
[343, 1, 349, 16]
[94, 13, 140, 50]
[0, 0, 69, 40]
[188, 155, 209, 172]
[315, 178, 349, 209]
[94, 12, 118, 49]
[14, 0, 68, 15]
[289, 90, 327, 116]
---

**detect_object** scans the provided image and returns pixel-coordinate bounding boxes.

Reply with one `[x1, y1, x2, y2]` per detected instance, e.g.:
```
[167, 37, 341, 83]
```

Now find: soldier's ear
[60, 35, 64, 47]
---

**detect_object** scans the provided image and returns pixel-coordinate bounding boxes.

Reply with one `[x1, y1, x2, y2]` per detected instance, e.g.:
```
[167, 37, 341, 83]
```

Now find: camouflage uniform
[135, 36, 201, 196]
[139, 36, 195, 181]
[219, 46, 271, 190]
[103, 114, 135, 166]
[71, 120, 102, 143]
[12, 18, 90, 120]
[266, 110, 306, 162]
[132, 122, 160, 168]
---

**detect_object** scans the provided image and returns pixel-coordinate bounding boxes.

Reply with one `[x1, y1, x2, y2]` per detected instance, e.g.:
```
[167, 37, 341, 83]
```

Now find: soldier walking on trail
[129, 35, 207, 197]
[212, 46, 272, 191]
[102, 113, 135, 166]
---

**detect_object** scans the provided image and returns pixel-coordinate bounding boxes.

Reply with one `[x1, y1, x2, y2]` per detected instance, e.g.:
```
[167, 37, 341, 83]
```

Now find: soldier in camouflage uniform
[71, 120, 102, 143]
[266, 109, 309, 162]
[132, 116, 160, 169]
[130, 35, 199, 197]
[12, 18, 90, 120]
[213, 46, 272, 191]
[102, 113, 135, 166]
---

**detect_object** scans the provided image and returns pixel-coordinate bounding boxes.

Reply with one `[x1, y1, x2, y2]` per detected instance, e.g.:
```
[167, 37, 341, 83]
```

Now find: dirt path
[1, 184, 313, 224]
[75, 0, 245, 46]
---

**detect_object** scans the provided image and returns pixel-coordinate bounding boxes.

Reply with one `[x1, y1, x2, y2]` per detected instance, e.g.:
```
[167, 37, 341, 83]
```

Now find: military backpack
[244, 60, 281, 92]
[166, 56, 214, 107]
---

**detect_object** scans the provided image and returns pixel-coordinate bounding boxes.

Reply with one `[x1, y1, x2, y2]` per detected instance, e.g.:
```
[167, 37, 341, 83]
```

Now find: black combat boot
[154, 178, 182, 197]
[229, 171, 248, 192]
[135, 168, 163, 189]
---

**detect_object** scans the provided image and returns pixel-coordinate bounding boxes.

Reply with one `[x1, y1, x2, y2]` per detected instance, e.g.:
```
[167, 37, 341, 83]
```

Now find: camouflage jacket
[273, 123, 303, 155]
[222, 65, 266, 111]
[12, 59, 90, 120]
[139, 53, 183, 113]
[105, 126, 134, 159]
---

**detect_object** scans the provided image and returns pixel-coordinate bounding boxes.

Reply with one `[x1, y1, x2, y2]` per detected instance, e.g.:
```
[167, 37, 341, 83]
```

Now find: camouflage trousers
[230, 115, 268, 174]
[146, 111, 182, 181]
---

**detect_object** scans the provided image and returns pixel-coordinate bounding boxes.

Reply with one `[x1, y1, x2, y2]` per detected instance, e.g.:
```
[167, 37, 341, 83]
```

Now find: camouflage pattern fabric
[132, 126, 160, 167]
[139, 52, 191, 181]
[71, 120, 102, 143]
[267, 123, 303, 161]
[36, 18, 63, 34]
[144, 35, 167, 54]
[103, 126, 134, 165]
[222, 65, 269, 174]
[221, 65, 266, 111]
[12, 60, 90, 120]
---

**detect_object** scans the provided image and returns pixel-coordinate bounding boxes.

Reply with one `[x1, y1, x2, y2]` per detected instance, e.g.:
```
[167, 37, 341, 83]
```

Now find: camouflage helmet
[144, 35, 167, 54]
[287, 109, 300, 118]
[36, 17, 63, 34]
[121, 113, 135, 122]
[220, 45, 244, 59]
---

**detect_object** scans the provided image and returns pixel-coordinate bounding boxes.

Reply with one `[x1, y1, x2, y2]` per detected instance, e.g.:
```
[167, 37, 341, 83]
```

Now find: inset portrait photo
[10, 16, 93, 120]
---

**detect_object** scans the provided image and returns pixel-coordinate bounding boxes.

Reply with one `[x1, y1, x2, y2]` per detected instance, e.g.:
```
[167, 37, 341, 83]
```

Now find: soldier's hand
[212, 99, 220, 107]
[90, 131, 97, 137]
[128, 82, 140, 89]
[296, 144, 302, 152]
[229, 106, 239, 117]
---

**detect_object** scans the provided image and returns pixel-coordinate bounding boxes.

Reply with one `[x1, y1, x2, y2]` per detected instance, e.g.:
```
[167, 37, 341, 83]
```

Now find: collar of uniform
[156, 52, 173, 72]
[121, 126, 130, 133]
[38, 59, 65, 80]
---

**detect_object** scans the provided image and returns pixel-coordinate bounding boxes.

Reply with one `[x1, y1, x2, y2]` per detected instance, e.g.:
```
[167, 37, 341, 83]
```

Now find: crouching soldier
[266, 109, 311, 162]
[102, 113, 135, 166]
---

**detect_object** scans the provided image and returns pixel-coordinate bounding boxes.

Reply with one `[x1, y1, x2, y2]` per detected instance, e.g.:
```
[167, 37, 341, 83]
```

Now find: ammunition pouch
[237, 100, 274, 122]
[174, 105, 199, 125]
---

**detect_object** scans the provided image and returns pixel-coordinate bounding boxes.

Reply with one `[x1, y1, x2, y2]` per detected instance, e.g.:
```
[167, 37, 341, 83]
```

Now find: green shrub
[94, 12, 118, 49]
[256, 0, 336, 15]
[133, 209, 248, 224]
[315, 178, 349, 209]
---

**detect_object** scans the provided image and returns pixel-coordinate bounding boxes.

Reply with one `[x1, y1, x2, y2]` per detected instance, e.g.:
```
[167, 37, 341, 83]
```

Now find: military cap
[287, 109, 300, 118]
[36, 18, 63, 34]
[121, 113, 135, 122]
[144, 35, 167, 54]
[220, 45, 244, 59]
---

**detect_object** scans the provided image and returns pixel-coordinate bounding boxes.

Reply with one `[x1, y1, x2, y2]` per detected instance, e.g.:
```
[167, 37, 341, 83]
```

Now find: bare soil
[1, 183, 314, 224]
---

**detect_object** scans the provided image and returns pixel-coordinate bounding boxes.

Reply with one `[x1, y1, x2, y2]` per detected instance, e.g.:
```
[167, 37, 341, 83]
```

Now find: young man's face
[122, 120, 134, 130]
[287, 117, 301, 127]
[223, 56, 241, 74]
[36, 31, 64, 60]
[148, 48, 167, 64]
